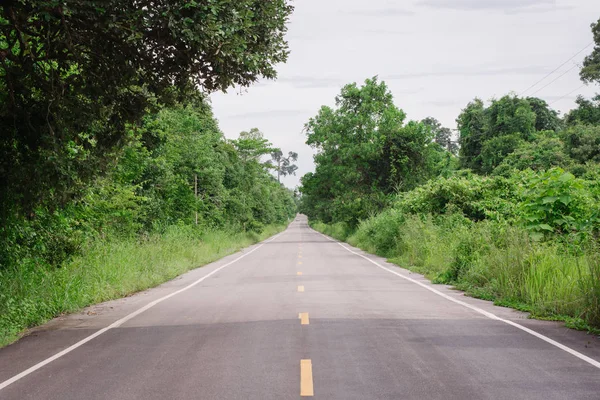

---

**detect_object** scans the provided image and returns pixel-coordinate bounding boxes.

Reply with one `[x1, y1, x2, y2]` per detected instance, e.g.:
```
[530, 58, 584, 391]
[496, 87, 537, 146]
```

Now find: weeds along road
[1, 215, 599, 399]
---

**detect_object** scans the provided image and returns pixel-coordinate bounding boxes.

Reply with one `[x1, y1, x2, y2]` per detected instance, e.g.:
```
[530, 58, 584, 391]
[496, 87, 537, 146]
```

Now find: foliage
[0, 223, 288, 347]
[422, 117, 458, 154]
[313, 213, 600, 330]
[303, 78, 600, 329]
[519, 168, 598, 239]
[0, 2, 296, 345]
[526, 97, 561, 132]
[301, 17, 600, 330]
[1, 101, 297, 272]
[493, 132, 572, 175]
[271, 150, 298, 182]
[564, 95, 600, 126]
[0, 99, 296, 345]
[580, 17, 600, 85]
[562, 123, 600, 165]
[300, 77, 442, 226]
[0, 0, 293, 216]
[457, 95, 558, 174]
[394, 172, 520, 222]
[456, 98, 486, 171]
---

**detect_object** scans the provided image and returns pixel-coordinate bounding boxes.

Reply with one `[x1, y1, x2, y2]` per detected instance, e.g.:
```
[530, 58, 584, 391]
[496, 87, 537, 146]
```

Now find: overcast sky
[210, 0, 599, 188]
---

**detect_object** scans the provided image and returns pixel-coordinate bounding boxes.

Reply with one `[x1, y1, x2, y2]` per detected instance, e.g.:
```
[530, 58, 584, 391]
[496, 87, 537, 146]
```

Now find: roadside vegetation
[302, 17, 600, 331]
[0, 2, 296, 346]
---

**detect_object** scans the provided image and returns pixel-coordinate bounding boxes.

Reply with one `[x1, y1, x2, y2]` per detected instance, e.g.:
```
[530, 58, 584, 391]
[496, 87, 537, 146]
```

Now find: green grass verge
[0, 223, 287, 347]
[310, 215, 600, 333]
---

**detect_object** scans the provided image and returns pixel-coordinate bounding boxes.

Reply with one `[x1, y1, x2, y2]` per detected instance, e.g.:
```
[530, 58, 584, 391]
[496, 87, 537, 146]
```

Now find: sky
[210, 0, 600, 189]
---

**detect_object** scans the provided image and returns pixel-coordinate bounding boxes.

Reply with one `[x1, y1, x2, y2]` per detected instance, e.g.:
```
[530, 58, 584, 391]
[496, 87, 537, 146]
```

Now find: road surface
[1, 215, 599, 399]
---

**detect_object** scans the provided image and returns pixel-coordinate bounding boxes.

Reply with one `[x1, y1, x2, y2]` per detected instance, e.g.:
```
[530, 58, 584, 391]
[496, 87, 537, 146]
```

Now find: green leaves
[580, 18, 600, 85]
[519, 168, 597, 238]
[1, 0, 293, 216]
[457, 95, 558, 174]
[1, 100, 297, 272]
[301, 77, 439, 226]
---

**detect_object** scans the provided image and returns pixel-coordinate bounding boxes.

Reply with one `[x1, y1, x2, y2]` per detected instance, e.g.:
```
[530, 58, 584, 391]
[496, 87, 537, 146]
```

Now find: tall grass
[0, 224, 286, 347]
[313, 213, 600, 331]
[310, 221, 353, 241]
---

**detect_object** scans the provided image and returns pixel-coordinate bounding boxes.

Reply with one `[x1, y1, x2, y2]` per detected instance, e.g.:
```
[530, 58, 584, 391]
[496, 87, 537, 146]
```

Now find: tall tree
[271, 150, 298, 183]
[422, 117, 459, 154]
[0, 1, 294, 216]
[580, 17, 600, 85]
[565, 95, 600, 126]
[301, 77, 435, 225]
[457, 98, 486, 172]
[231, 128, 275, 162]
[526, 97, 561, 132]
[457, 95, 557, 174]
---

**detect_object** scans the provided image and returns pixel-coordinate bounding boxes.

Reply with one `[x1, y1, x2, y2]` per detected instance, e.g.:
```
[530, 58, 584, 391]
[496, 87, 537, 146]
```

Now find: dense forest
[301, 18, 600, 330]
[0, 1, 296, 345]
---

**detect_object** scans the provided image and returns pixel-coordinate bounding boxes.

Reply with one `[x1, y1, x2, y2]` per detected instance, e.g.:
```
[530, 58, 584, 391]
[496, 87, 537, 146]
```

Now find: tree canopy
[301, 77, 440, 226]
[581, 17, 600, 85]
[271, 150, 298, 182]
[457, 95, 560, 174]
[0, 1, 293, 215]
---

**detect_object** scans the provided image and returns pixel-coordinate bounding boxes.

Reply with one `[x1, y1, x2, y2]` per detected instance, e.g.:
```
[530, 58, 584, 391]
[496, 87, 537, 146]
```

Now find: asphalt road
[1, 215, 599, 399]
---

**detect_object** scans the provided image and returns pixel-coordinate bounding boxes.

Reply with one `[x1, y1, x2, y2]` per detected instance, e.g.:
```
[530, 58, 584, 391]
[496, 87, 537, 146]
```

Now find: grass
[0, 223, 287, 347]
[311, 213, 600, 333]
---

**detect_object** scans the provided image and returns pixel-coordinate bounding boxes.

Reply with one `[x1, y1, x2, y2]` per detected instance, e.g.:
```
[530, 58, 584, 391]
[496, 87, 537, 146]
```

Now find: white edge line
[0, 231, 285, 391]
[314, 229, 600, 370]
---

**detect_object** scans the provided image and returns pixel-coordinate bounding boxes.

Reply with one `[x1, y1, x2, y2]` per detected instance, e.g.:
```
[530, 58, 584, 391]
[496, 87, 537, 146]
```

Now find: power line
[529, 63, 579, 96]
[549, 84, 587, 106]
[518, 42, 592, 96]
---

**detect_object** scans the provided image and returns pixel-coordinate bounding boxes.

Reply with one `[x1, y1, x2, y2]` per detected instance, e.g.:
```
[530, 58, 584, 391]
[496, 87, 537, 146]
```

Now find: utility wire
[529, 63, 579, 96]
[518, 42, 592, 96]
[549, 84, 587, 105]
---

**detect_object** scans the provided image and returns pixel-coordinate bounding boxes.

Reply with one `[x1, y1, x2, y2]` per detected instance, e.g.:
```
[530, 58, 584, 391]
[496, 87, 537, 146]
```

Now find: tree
[422, 117, 459, 154]
[301, 77, 435, 225]
[492, 133, 572, 175]
[563, 124, 600, 165]
[457, 98, 486, 171]
[526, 97, 561, 132]
[580, 17, 600, 85]
[271, 150, 298, 182]
[457, 95, 558, 174]
[231, 128, 275, 162]
[565, 95, 600, 126]
[0, 1, 294, 216]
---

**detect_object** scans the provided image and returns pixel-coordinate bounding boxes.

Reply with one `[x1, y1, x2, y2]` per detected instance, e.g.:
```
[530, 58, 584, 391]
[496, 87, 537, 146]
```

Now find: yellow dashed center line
[300, 359, 314, 396]
[297, 242, 312, 396]
[298, 312, 310, 325]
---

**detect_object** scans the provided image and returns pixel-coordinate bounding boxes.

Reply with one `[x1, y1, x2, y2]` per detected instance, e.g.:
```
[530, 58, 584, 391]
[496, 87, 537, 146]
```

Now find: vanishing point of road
[1, 215, 599, 399]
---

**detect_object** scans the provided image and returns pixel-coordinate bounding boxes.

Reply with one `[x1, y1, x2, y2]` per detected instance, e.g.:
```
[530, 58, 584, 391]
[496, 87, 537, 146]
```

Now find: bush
[394, 173, 519, 222]
[519, 168, 598, 239]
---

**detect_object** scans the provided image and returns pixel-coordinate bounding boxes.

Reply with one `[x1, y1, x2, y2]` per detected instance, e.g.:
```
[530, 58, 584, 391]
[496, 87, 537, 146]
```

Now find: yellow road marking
[300, 359, 314, 396]
[297, 285, 305, 292]
[298, 261, 303, 265]
[297, 271, 303, 276]
[298, 312, 310, 325]
[298, 255, 302, 258]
